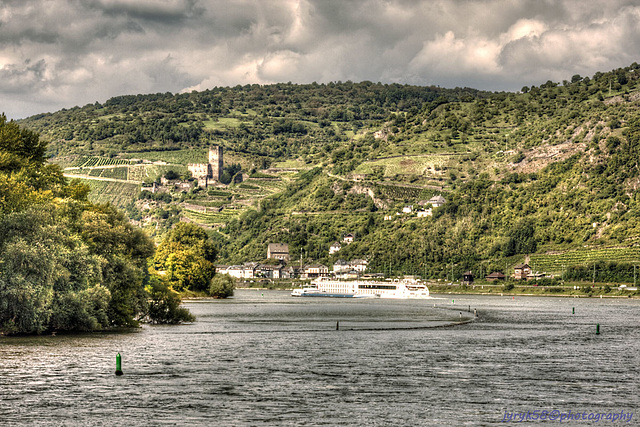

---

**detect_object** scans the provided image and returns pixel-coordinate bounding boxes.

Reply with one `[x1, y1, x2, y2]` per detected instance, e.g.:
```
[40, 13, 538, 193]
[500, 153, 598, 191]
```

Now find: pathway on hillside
[63, 173, 142, 184]
[326, 171, 444, 191]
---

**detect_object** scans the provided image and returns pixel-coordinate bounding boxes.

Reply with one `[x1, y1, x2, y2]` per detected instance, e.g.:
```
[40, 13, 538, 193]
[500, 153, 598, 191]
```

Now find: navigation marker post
[115, 353, 123, 376]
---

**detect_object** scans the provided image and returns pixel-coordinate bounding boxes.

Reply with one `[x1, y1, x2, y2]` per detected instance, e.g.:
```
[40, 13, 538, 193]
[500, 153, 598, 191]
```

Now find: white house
[402, 205, 413, 213]
[242, 262, 259, 278]
[427, 195, 446, 208]
[257, 264, 282, 279]
[417, 208, 433, 218]
[329, 241, 342, 255]
[333, 259, 350, 273]
[302, 264, 329, 278]
[225, 265, 244, 279]
[350, 259, 368, 272]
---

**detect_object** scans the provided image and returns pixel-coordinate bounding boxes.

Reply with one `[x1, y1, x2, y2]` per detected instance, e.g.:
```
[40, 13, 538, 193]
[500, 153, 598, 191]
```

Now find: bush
[209, 274, 235, 298]
[145, 276, 195, 324]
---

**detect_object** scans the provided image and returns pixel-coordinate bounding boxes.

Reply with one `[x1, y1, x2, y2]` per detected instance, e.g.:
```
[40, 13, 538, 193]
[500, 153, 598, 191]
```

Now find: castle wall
[187, 146, 223, 187]
[209, 146, 223, 181]
[187, 163, 209, 177]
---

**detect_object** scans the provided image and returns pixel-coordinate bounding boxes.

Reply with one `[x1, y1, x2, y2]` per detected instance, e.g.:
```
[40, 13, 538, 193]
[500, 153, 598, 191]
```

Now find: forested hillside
[19, 63, 640, 282]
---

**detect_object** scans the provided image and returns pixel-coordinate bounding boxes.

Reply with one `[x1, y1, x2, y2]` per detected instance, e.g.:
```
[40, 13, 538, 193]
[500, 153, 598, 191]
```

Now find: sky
[1, 0, 640, 119]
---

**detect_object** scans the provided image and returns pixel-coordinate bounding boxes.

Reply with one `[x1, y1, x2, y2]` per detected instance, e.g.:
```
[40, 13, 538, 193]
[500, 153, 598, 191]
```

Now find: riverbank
[427, 282, 640, 298]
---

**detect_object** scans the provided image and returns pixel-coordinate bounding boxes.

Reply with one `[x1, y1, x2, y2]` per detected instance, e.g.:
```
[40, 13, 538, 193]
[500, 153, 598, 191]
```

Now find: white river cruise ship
[291, 277, 430, 299]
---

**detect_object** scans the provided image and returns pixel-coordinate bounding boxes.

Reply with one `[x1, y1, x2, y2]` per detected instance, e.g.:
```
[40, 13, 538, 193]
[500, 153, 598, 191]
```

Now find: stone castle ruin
[188, 146, 223, 187]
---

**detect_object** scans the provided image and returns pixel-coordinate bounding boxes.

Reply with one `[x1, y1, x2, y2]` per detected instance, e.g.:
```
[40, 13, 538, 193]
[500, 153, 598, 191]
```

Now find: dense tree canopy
[154, 222, 217, 292]
[0, 116, 194, 334]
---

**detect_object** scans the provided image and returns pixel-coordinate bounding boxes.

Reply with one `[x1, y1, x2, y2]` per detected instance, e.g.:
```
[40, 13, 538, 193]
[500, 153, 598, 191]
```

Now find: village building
[350, 259, 368, 273]
[242, 262, 259, 279]
[187, 146, 223, 188]
[257, 264, 282, 279]
[486, 272, 506, 281]
[302, 264, 329, 279]
[513, 263, 531, 280]
[462, 271, 474, 284]
[333, 259, 367, 275]
[335, 270, 359, 280]
[267, 243, 290, 262]
[224, 265, 245, 279]
[526, 272, 545, 281]
[343, 233, 355, 244]
[281, 266, 299, 279]
[420, 195, 446, 208]
[333, 259, 350, 273]
[402, 205, 413, 214]
[417, 209, 433, 218]
[329, 241, 342, 255]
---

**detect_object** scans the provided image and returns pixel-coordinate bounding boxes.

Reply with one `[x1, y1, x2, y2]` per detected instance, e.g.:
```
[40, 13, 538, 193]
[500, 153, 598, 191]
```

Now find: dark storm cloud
[1, 0, 639, 118]
[86, 0, 204, 23]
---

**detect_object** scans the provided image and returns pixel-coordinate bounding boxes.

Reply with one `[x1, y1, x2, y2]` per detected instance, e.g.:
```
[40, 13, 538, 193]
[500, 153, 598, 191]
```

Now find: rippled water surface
[1, 290, 639, 426]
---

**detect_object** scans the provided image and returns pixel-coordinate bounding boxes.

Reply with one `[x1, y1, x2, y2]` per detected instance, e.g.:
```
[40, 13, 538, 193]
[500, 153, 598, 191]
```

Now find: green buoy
[596, 324, 600, 335]
[572, 307, 575, 314]
[115, 353, 123, 376]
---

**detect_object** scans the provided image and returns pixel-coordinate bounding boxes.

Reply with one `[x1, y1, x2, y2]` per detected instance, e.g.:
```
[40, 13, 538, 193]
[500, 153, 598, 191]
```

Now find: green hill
[19, 63, 640, 282]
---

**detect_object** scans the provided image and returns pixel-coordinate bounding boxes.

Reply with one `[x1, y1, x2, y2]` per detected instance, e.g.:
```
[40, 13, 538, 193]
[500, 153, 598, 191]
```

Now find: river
[1, 290, 638, 426]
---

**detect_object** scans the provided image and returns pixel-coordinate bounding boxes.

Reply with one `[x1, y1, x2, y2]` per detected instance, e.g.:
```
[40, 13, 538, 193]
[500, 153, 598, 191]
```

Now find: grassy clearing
[203, 117, 243, 129]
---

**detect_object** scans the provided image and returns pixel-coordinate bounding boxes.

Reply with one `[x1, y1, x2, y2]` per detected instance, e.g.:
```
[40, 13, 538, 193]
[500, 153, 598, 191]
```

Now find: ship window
[358, 284, 396, 290]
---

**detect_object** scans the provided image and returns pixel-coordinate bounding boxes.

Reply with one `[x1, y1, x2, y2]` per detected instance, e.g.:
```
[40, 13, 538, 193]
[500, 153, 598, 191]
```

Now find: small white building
[417, 209, 433, 218]
[350, 259, 368, 273]
[402, 205, 413, 214]
[302, 264, 329, 279]
[257, 264, 282, 279]
[427, 195, 446, 208]
[333, 259, 350, 273]
[329, 241, 342, 255]
[225, 265, 245, 279]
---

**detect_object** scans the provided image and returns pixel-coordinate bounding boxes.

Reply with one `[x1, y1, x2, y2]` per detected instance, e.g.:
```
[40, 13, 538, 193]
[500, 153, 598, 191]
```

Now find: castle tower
[209, 146, 223, 181]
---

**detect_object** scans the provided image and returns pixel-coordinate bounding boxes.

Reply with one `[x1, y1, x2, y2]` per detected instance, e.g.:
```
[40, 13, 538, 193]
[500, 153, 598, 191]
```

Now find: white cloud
[1, 0, 640, 118]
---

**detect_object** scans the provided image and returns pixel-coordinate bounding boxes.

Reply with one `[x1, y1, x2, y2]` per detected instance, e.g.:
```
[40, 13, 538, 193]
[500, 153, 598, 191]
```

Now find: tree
[0, 208, 107, 333]
[145, 275, 195, 324]
[504, 220, 537, 257]
[154, 222, 217, 292]
[209, 274, 235, 298]
[0, 116, 195, 333]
